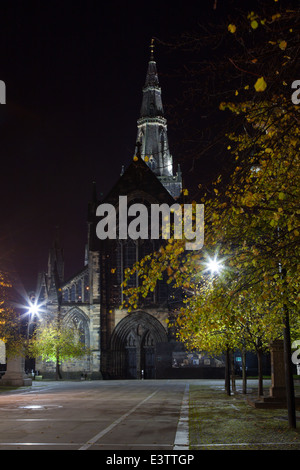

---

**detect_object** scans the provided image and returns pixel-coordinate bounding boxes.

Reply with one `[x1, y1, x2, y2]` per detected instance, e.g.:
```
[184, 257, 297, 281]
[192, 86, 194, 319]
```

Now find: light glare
[27, 301, 41, 316]
[204, 255, 224, 275]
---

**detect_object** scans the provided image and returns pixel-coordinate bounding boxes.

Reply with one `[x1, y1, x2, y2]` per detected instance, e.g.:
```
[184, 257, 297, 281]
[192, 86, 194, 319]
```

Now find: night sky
[0, 0, 243, 292]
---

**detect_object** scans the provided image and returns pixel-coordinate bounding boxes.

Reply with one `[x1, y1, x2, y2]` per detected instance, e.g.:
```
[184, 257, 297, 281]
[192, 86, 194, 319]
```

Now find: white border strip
[173, 383, 189, 450]
[191, 442, 300, 447]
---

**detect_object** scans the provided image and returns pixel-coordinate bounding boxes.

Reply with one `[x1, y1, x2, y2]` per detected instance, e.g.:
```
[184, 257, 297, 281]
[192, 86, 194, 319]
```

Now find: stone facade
[34, 47, 223, 380]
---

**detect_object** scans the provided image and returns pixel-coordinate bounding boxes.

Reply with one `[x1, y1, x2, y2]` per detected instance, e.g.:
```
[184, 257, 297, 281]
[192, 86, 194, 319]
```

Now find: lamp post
[203, 254, 231, 394]
[24, 295, 43, 376]
[26, 297, 40, 338]
[1, 293, 44, 387]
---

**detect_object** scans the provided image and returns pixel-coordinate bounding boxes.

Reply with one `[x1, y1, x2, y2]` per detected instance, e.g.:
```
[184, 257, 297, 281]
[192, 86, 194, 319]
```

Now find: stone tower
[35, 42, 186, 380]
[135, 40, 182, 199]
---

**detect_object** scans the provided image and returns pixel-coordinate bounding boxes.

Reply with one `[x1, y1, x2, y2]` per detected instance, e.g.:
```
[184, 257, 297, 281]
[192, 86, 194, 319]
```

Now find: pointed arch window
[64, 309, 90, 348]
[70, 284, 76, 302]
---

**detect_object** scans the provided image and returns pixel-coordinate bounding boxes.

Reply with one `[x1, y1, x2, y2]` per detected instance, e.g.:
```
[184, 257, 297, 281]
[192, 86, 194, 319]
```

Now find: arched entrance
[141, 330, 156, 379]
[109, 311, 168, 379]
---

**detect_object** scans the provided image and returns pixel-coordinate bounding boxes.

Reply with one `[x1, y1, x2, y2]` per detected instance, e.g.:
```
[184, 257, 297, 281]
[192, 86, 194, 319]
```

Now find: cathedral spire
[136, 40, 171, 174]
[134, 41, 182, 199]
[47, 227, 64, 301]
[140, 39, 162, 117]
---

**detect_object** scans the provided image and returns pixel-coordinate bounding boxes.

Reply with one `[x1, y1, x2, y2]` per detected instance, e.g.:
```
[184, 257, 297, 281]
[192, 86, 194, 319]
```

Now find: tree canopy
[27, 319, 90, 379]
[121, 1, 300, 359]
[28, 321, 89, 364]
[0, 271, 24, 357]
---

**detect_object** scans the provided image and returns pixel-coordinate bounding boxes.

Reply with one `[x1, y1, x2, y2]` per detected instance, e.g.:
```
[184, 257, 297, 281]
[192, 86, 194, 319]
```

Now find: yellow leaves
[270, 207, 285, 226]
[228, 24, 236, 34]
[182, 188, 189, 196]
[278, 40, 287, 50]
[254, 76, 267, 92]
[252, 246, 260, 257]
[288, 219, 296, 232]
[271, 13, 281, 21]
[251, 20, 259, 29]
[182, 281, 191, 289]
[240, 191, 256, 208]
[248, 12, 257, 23]
[278, 192, 285, 200]
[167, 266, 173, 277]
[247, 11, 259, 30]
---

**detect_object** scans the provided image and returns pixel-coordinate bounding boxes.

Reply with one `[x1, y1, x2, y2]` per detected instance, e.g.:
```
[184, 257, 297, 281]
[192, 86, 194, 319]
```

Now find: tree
[28, 319, 90, 380]
[164, 0, 300, 192]
[0, 271, 24, 358]
[121, 2, 300, 408]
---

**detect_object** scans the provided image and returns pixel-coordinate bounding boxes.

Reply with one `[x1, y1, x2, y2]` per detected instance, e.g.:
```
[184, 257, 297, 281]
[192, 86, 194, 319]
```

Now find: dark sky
[0, 0, 236, 291]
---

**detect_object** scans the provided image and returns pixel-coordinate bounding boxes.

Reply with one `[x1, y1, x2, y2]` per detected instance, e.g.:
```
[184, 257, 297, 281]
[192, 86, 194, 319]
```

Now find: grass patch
[189, 385, 300, 450]
[0, 385, 19, 393]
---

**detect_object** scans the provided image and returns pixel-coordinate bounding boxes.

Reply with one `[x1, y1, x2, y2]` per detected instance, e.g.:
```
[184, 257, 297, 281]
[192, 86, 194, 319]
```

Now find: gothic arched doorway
[109, 311, 168, 379]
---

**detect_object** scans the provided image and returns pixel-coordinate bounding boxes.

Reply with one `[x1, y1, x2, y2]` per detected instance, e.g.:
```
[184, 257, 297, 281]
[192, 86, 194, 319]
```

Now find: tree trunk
[55, 352, 62, 380]
[242, 349, 247, 394]
[257, 348, 263, 397]
[231, 350, 236, 393]
[225, 348, 231, 395]
[55, 306, 62, 380]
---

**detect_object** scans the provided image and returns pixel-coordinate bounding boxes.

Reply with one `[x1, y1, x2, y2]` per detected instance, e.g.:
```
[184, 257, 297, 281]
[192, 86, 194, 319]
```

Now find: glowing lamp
[204, 255, 224, 275]
[26, 300, 41, 316]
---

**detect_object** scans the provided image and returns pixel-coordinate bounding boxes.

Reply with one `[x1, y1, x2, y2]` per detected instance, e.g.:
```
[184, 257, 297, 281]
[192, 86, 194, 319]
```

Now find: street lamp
[23, 296, 44, 377]
[26, 299, 41, 317]
[202, 253, 232, 394]
[203, 254, 225, 276]
[23, 296, 44, 340]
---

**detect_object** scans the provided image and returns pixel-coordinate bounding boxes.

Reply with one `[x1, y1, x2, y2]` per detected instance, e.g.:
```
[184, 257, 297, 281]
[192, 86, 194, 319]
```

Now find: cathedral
[35, 44, 225, 380]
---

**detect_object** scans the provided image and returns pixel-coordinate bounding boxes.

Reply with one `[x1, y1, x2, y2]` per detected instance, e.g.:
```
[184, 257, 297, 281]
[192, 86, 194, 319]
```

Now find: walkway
[0, 379, 190, 451]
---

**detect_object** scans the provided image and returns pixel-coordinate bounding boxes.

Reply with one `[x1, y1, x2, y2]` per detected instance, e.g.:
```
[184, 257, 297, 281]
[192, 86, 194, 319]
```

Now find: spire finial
[150, 38, 155, 60]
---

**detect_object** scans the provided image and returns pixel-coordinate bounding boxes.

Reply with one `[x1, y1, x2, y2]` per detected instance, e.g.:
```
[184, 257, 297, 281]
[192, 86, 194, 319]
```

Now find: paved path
[0, 379, 192, 451]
